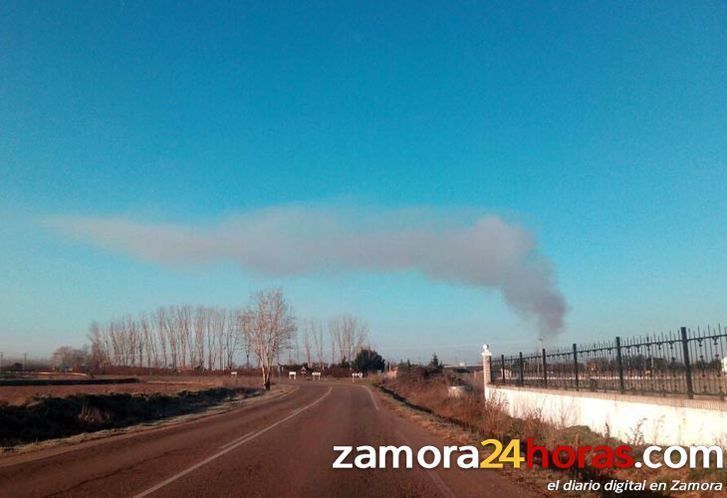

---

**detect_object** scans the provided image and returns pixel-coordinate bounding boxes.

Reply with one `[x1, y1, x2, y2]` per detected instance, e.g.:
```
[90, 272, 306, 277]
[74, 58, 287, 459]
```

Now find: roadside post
[481, 344, 492, 399]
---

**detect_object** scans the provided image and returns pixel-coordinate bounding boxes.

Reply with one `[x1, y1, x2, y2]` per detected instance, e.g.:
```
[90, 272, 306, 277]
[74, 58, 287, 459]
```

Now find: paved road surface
[0, 383, 536, 498]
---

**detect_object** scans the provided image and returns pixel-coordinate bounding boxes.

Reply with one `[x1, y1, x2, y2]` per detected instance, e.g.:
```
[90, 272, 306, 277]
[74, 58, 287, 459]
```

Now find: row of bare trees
[86, 289, 370, 388]
[87, 304, 247, 372]
[297, 315, 369, 368]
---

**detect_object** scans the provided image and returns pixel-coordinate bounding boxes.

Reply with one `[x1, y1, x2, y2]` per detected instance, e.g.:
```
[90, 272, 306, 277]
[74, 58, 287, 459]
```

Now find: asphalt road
[0, 382, 536, 498]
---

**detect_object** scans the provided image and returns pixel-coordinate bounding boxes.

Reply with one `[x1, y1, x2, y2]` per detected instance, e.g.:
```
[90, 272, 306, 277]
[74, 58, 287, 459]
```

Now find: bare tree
[309, 319, 325, 368]
[194, 305, 206, 369]
[242, 289, 296, 390]
[87, 321, 107, 371]
[302, 319, 313, 368]
[206, 307, 220, 370]
[164, 307, 178, 370]
[329, 314, 368, 367]
[293, 333, 300, 365]
[216, 310, 226, 370]
[156, 307, 168, 368]
[241, 310, 252, 368]
[223, 308, 241, 370]
[51, 346, 88, 371]
[109, 319, 123, 366]
[177, 305, 193, 369]
[125, 315, 138, 367]
[139, 313, 154, 368]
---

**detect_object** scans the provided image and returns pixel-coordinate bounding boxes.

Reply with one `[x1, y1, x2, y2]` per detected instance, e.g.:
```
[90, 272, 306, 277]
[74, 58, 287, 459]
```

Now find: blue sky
[1, 1, 725, 362]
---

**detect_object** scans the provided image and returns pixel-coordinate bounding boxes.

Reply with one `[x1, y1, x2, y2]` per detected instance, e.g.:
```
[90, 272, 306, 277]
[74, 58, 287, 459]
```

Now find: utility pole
[0, 352, 3, 373]
[23, 352, 27, 372]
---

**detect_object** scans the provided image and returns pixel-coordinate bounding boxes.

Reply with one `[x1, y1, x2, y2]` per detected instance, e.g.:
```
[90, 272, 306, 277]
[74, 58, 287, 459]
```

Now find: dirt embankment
[0, 377, 139, 387]
[0, 387, 261, 447]
[0, 375, 260, 405]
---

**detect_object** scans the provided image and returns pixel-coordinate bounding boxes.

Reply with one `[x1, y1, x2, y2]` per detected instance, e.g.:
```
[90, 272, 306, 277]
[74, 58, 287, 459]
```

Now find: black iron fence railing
[491, 325, 726, 400]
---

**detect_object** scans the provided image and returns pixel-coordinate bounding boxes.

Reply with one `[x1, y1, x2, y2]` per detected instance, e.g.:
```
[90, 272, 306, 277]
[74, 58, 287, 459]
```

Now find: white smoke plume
[43, 206, 568, 335]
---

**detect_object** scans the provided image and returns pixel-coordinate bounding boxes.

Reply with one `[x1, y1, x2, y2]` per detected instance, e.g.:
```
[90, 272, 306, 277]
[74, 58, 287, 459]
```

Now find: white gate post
[482, 344, 492, 399]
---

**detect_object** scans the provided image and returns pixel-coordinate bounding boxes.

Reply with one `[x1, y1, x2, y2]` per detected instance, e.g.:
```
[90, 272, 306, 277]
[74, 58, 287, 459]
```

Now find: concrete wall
[491, 385, 727, 446]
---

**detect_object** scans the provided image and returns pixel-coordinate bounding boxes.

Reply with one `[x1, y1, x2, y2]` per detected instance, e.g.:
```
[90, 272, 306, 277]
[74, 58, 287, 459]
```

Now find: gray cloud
[44, 206, 568, 335]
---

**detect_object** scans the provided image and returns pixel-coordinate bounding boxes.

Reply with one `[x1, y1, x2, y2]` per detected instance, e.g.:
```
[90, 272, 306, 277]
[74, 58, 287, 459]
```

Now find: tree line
[87, 304, 244, 372]
[82, 289, 371, 387]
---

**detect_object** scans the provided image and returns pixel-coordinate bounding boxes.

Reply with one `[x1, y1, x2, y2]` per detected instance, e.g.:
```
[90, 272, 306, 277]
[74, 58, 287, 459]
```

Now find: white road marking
[362, 385, 379, 411]
[427, 468, 458, 498]
[218, 386, 300, 449]
[133, 386, 333, 498]
[218, 431, 254, 449]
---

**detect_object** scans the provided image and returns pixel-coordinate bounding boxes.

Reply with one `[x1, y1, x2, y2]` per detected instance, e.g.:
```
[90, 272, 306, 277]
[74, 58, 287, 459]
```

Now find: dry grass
[378, 375, 727, 497]
[376, 376, 578, 497]
[380, 375, 550, 443]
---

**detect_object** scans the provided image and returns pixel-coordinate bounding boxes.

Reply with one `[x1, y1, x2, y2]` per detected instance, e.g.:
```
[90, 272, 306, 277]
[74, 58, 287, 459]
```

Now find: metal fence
[491, 325, 727, 400]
